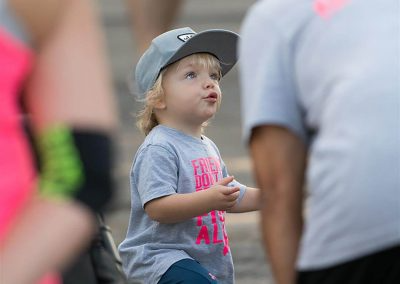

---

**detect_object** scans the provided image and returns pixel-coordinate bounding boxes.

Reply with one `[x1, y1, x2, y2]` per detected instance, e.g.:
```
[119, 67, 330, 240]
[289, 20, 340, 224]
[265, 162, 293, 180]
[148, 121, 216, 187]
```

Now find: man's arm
[250, 125, 307, 284]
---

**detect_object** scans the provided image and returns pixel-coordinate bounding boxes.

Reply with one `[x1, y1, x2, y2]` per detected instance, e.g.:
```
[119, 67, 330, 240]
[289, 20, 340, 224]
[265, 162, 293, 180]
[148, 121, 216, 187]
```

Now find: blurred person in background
[124, 0, 184, 53]
[0, 0, 117, 283]
[239, 0, 400, 284]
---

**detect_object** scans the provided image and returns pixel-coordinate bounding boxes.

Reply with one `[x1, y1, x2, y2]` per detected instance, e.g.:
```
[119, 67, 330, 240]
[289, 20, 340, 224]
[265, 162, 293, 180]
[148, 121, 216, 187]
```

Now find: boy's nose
[203, 78, 215, 89]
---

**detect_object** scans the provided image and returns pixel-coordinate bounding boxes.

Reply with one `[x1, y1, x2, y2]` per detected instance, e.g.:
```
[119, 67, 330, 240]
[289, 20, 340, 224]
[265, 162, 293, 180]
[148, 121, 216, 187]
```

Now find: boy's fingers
[221, 186, 240, 195]
[216, 176, 234, 186]
[232, 191, 240, 199]
[228, 192, 239, 201]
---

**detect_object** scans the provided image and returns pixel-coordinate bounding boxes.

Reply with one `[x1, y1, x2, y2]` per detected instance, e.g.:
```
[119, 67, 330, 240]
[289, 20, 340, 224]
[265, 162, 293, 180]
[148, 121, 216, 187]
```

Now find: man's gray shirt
[240, 0, 400, 270]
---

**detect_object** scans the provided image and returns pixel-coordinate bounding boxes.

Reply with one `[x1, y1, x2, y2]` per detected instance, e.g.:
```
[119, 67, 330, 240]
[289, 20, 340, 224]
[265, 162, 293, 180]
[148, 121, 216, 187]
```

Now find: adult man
[239, 0, 400, 283]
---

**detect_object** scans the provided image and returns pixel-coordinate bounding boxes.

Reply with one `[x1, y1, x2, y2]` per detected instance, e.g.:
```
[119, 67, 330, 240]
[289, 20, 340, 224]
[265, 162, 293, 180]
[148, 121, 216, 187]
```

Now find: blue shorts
[158, 259, 218, 284]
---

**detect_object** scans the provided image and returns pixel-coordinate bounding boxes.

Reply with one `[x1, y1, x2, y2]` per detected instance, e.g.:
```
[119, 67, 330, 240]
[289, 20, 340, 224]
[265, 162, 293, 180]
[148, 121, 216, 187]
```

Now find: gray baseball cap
[135, 27, 239, 99]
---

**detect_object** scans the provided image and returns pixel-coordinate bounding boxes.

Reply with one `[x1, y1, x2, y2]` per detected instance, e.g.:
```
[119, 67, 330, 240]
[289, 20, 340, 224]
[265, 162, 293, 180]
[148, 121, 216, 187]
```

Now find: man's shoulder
[242, 0, 313, 47]
[249, 0, 311, 19]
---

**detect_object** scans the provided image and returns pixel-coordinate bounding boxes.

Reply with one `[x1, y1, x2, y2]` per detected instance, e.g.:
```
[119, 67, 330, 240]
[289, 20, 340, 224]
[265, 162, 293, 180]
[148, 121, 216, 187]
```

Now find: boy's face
[159, 55, 222, 127]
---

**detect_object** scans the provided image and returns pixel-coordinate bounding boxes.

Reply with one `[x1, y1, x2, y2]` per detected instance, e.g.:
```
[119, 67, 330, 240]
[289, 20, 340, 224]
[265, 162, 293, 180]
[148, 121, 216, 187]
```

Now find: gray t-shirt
[119, 125, 246, 283]
[240, 0, 400, 270]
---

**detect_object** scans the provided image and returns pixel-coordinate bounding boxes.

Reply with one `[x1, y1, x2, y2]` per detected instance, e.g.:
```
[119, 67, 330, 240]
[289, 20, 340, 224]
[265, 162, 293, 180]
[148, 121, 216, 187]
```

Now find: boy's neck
[159, 120, 203, 138]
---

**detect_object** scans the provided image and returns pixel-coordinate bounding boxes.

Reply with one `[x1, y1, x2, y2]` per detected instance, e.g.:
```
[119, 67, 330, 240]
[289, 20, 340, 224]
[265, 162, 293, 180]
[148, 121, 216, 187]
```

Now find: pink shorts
[1, 16, 61, 284]
[0, 26, 35, 242]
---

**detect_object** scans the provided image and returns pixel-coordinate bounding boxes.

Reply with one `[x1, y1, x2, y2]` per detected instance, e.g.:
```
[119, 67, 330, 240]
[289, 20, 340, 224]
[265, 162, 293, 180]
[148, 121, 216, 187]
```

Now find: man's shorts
[297, 245, 400, 284]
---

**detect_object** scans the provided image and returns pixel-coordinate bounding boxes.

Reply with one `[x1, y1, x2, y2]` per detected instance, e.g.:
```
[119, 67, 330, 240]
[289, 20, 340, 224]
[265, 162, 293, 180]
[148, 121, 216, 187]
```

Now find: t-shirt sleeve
[239, 6, 307, 144]
[131, 145, 178, 207]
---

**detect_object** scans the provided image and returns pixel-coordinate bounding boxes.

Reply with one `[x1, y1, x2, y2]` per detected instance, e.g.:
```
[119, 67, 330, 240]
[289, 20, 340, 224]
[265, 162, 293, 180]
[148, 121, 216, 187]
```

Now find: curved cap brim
[165, 29, 239, 76]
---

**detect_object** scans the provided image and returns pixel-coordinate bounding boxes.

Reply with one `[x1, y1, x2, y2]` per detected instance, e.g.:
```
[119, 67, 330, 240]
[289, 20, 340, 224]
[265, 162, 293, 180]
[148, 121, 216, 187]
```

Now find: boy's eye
[185, 72, 196, 79]
[210, 73, 221, 81]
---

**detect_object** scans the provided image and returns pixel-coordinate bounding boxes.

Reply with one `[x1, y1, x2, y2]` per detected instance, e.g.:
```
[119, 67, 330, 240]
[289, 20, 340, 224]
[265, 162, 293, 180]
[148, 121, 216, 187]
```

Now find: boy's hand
[208, 176, 240, 211]
[145, 176, 240, 223]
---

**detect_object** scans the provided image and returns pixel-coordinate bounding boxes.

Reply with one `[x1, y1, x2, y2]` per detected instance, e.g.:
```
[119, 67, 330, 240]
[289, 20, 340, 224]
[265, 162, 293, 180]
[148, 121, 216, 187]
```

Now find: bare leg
[0, 197, 95, 284]
[125, 0, 184, 53]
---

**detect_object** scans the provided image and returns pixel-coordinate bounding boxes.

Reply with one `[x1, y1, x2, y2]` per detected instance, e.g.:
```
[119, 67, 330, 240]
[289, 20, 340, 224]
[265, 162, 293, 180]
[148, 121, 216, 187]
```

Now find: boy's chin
[202, 112, 216, 121]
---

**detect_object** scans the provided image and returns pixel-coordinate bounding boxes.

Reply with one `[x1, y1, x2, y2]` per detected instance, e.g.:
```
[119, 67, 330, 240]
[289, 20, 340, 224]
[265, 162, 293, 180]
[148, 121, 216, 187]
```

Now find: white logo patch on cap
[177, 33, 195, 42]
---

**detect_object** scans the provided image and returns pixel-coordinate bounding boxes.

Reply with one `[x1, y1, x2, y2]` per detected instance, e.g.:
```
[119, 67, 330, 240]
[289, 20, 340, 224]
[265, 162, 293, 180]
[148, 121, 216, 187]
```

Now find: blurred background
[98, 0, 273, 283]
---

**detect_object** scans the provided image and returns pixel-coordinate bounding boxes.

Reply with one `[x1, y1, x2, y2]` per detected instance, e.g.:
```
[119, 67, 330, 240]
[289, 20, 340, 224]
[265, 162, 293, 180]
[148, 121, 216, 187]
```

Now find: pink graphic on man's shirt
[314, 0, 351, 18]
[192, 157, 230, 255]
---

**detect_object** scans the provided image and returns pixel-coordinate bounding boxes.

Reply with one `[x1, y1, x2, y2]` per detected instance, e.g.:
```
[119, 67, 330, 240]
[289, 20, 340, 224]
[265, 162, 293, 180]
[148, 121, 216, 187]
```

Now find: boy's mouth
[204, 92, 218, 102]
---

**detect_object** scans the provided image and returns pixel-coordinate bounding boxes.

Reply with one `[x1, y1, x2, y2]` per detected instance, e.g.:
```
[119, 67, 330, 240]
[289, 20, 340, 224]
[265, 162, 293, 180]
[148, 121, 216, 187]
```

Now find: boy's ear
[154, 99, 166, 110]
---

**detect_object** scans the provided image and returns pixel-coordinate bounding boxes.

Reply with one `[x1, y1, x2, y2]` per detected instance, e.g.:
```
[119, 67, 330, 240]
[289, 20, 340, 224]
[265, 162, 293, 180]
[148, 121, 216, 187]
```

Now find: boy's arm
[144, 176, 240, 223]
[227, 187, 261, 213]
